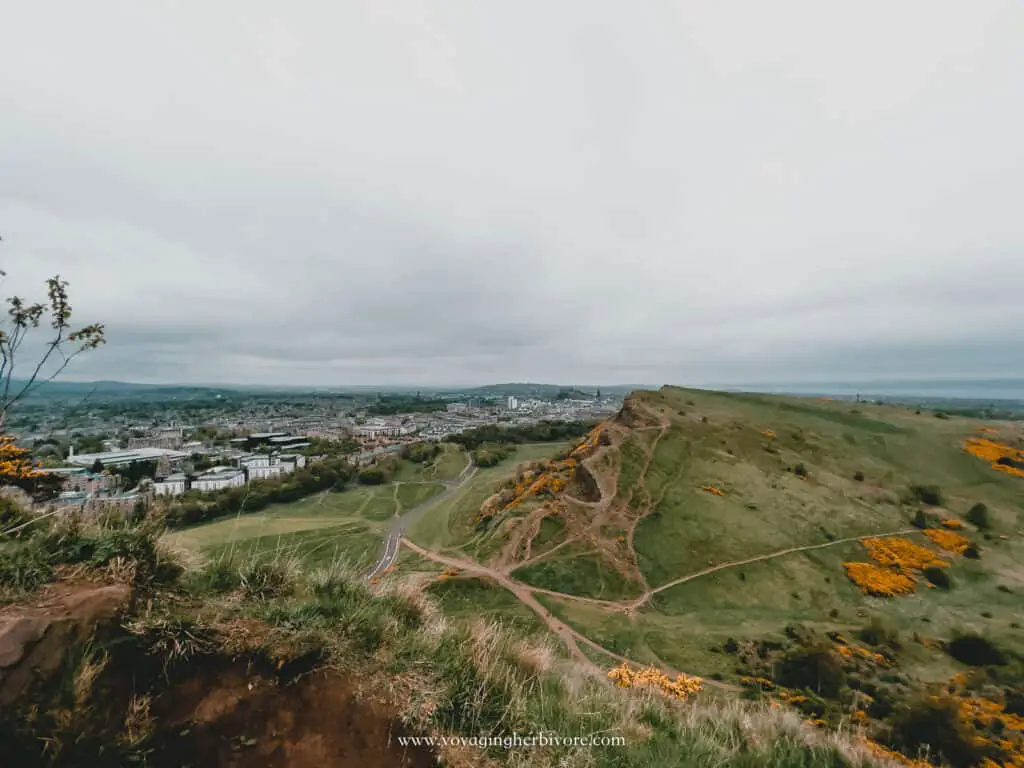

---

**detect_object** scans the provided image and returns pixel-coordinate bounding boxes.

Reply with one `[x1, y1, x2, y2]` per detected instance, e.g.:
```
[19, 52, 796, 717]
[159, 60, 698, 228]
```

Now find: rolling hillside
[400, 386, 1024, 767]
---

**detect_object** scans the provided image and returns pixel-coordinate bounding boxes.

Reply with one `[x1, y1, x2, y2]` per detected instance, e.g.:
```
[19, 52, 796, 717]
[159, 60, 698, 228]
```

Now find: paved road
[366, 456, 476, 579]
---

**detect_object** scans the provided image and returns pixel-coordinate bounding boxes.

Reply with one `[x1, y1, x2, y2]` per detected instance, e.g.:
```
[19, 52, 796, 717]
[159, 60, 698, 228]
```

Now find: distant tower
[596, 388, 602, 400]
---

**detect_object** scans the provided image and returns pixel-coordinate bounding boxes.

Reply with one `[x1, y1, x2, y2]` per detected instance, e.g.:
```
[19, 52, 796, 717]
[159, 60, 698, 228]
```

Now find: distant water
[720, 379, 1024, 403]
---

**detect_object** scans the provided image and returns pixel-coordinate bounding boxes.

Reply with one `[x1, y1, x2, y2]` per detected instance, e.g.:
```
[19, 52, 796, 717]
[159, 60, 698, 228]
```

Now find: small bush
[793, 462, 809, 478]
[964, 543, 981, 559]
[853, 471, 865, 482]
[357, 466, 388, 485]
[859, 618, 902, 650]
[946, 633, 1007, 667]
[889, 694, 985, 767]
[966, 503, 990, 530]
[776, 644, 845, 698]
[923, 565, 952, 590]
[909, 484, 944, 506]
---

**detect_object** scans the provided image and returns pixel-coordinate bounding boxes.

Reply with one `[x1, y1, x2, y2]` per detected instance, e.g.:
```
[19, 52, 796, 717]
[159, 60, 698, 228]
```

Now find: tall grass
[201, 555, 898, 767]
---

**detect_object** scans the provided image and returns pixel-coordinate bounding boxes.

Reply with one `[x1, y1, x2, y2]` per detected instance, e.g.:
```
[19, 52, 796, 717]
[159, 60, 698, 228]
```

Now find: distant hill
[13, 379, 241, 403]
[459, 382, 650, 398]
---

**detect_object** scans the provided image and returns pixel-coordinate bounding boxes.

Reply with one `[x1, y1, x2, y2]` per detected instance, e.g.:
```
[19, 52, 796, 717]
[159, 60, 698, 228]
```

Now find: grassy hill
[391, 386, 1024, 766]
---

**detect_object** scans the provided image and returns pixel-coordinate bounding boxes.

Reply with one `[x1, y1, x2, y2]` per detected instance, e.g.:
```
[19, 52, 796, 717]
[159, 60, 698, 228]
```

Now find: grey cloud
[1, 1, 1023, 387]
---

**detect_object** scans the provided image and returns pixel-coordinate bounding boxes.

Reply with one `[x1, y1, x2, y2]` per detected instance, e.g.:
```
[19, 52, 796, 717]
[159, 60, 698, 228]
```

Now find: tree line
[443, 420, 596, 452]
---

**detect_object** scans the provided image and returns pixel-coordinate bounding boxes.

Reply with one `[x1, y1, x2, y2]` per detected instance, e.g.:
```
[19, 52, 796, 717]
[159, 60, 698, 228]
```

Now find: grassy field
[165, 479, 445, 570]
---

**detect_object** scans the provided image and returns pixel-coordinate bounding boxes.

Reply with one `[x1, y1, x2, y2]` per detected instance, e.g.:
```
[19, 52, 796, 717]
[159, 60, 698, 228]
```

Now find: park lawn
[205, 521, 383, 571]
[164, 485, 398, 556]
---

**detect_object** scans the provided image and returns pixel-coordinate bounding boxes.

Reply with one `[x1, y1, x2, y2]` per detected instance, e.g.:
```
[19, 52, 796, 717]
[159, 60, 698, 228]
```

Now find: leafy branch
[0, 274, 106, 428]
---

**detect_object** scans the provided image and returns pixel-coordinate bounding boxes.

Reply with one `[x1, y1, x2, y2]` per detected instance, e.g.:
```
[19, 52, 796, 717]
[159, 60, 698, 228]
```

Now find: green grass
[207, 522, 383, 570]
[406, 441, 573, 551]
[512, 543, 642, 601]
[165, 480, 448, 571]
[430, 386, 1024, 700]
[392, 444, 468, 482]
[396, 482, 445, 510]
[426, 576, 548, 635]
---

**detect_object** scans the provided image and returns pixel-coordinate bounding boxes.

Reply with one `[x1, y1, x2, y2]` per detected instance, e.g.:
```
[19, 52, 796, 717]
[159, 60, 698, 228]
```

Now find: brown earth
[1, 580, 442, 768]
[0, 581, 132, 706]
[149, 662, 437, 768]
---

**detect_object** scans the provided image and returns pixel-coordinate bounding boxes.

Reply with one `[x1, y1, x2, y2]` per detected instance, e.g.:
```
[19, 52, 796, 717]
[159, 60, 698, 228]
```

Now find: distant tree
[91, 459, 105, 474]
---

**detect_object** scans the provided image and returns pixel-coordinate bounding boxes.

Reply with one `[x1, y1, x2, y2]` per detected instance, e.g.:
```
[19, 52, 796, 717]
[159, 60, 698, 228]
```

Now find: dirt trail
[625, 528, 920, 611]
[485, 526, 926, 617]
[400, 539, 739, 691]
[400, 539, 592, 667]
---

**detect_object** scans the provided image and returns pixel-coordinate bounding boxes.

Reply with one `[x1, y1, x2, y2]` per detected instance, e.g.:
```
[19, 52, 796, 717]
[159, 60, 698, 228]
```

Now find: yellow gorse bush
[963, 437, 1024, 478]
[700, 484, 725, 496]
[608, 663, 703, 700]
[843, 562, 916, 597]
[863, 537, 947, 572]
[843, 537, 948, 597]
[0, 434, 42, 483]
[923, 529, 971, 554]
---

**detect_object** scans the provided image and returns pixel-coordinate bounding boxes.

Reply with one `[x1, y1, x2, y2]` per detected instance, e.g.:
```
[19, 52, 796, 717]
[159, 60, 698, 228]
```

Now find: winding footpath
[390, 525, 925, 689]
[366, 455, 476, 579]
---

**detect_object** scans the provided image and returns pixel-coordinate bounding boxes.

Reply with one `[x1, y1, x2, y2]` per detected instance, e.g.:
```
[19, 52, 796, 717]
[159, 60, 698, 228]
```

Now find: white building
[67, 446, 190, 469]
[247, 463, 284, 481]
[191, 467, 246, 493]
[507, 396, 519, 411]
[353, 420, 417, 439]
[153, 473, 188, 496]
[239, 452, 307, 481]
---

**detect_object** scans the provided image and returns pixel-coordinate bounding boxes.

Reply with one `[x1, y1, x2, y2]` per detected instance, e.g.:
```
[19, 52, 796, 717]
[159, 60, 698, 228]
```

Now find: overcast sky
[2, 2, 1022, 387]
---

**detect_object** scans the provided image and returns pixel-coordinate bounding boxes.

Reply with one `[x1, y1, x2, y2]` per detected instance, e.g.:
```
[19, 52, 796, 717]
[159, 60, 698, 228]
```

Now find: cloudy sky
[2, 1, 1022, 387]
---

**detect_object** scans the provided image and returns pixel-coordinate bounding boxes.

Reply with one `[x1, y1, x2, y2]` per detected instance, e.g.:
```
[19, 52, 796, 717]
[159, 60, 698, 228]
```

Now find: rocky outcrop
[0, 583, 132, 706]
[615, 394, 659, 428]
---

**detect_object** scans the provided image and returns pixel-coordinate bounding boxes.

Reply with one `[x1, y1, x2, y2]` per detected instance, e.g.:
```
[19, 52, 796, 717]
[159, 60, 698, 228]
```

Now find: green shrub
[853, 470, 865, 482]
[909, 484, 944, 506]
[858, 619, 901, 650]
[923, 566, 952, 590]
[357, 466, 388, 485]
[966, 502, 990, 530]
[946, 633, 1006, 667]
[776, 644, 845, 698]
[889, 694, 986, 767]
